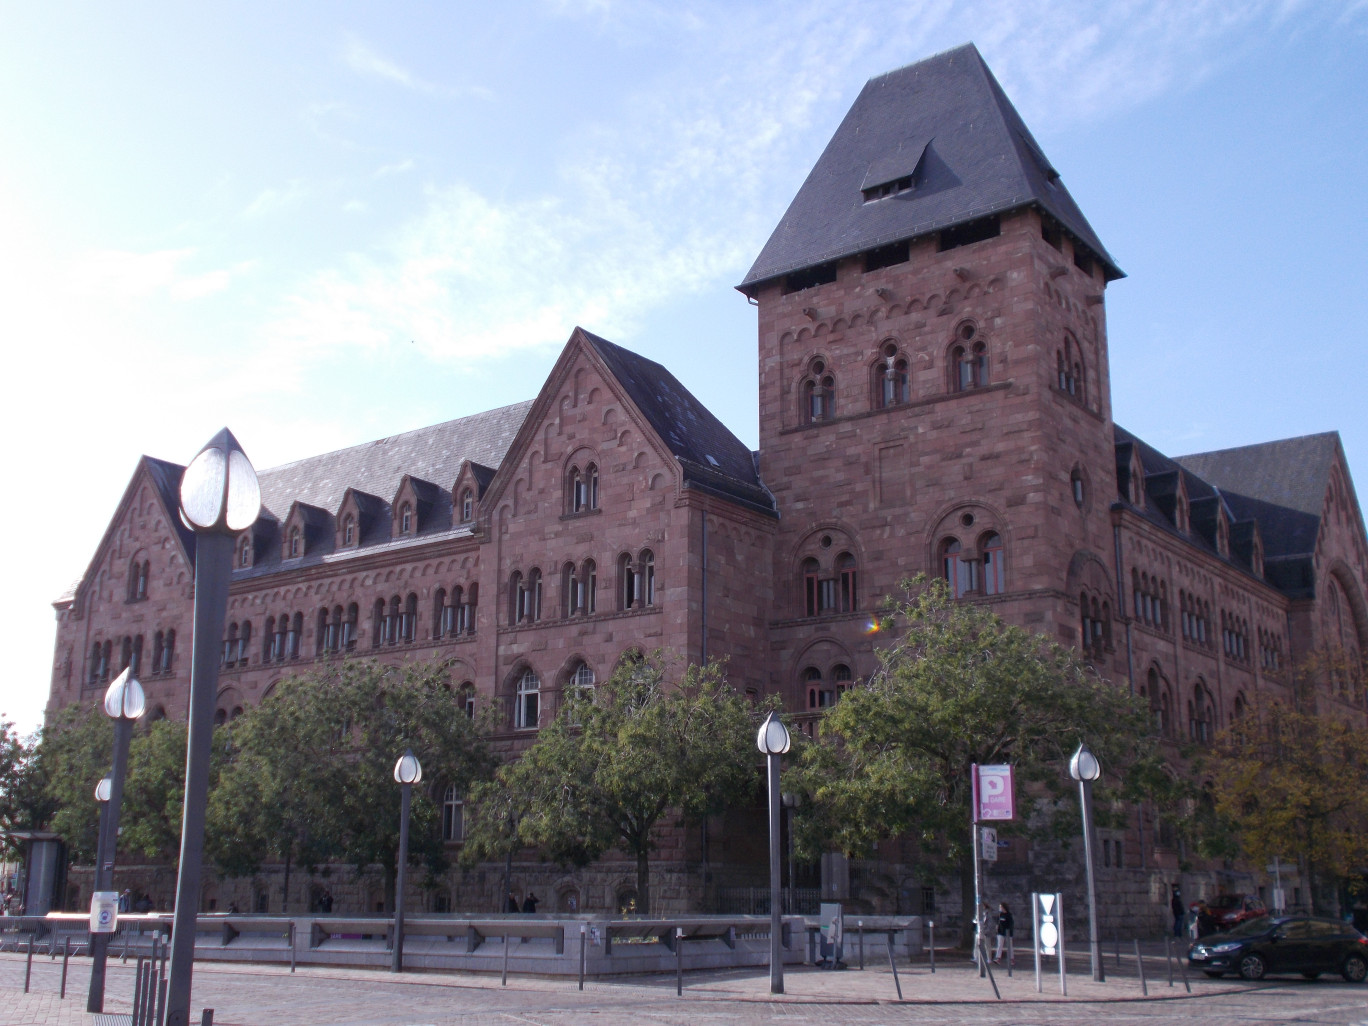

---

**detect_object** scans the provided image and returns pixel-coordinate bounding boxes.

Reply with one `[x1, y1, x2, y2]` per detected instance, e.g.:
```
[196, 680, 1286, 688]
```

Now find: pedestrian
[506, 891, 519, 913]
[993, 902, 1013, 963]
[118, 889, 132, 913]
[522, 892, 540, 914]
[1170, 886, 1184, 938]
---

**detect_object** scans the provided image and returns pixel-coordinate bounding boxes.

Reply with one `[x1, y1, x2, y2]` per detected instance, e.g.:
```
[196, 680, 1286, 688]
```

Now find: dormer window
[343, 514, 356, 547]
[399, 502, 413, 535]
[460, 489, 474, 523]
[289, 527, 301, 558]
[238, 537, 251, 568]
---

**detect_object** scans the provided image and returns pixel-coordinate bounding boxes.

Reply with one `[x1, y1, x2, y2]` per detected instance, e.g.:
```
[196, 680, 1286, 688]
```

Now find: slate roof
[1174, 434, 1339, 521]
[583, 331, 776, 516]
[253, 402, 533, 523]
[739, 43, 1121, 292]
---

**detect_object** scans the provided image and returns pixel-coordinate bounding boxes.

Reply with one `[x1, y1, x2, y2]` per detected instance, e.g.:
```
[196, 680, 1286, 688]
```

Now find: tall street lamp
[165, 429, 260, 1026]
[1069, 742, 1104, 983]
[87, 669, 145, 1013]
[756, 711, 791, 995]
[392, 749, 422, 973]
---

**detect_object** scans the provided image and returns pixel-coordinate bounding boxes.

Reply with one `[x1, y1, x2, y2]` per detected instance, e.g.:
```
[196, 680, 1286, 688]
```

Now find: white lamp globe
[755, 711, 792, 756]
[94, 776, 113, 802]
[103, 668, 146, 721]
[1069, 742, 1101, 782]
[394, 749, 423, 785]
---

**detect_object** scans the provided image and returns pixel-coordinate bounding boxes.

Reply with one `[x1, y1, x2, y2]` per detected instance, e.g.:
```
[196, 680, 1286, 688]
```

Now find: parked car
[1190, 894, 1268, 933]
[1188, 915, 1368, 981]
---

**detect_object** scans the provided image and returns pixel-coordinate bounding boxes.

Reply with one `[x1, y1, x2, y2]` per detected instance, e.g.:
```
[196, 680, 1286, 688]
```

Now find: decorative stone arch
[791, 636, 857, 711]
[1325, 560, 1368, 652]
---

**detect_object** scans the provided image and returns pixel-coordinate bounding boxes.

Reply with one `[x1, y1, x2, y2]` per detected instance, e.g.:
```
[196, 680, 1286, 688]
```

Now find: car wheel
[1203, 971, 1224, 979]
[1342, 954, 1367, 983]
[1300, 971, 1320, 980]
[1238, 953, 1266, 980]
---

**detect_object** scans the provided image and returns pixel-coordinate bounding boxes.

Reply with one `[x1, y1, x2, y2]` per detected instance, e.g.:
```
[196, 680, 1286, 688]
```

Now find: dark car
[1188, 915, 1368, 982]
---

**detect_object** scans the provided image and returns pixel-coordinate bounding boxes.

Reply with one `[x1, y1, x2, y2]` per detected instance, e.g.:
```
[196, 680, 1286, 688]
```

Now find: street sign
[972, 764, 1016, 821]
[90, 890, 118, 934]
[981, 827, 998, 862]
[1037, 892, 1059, 955]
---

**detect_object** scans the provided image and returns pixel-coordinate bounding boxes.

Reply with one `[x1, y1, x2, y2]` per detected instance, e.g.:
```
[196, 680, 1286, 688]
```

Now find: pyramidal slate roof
[582, 331, 776, 515]
[253, 402, 534, 523]
[740, 43, 1121, 291]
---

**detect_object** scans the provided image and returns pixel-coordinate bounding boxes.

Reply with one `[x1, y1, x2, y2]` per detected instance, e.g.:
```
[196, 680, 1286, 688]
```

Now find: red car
[1192, 894, 1268, 934]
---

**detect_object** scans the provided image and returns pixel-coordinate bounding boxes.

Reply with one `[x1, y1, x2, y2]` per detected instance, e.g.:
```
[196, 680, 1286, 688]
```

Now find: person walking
[992, 902, 1014, 964]
[505, 891, 519, 913]
[521, 892, 540, 914]
[1170, 886, 1185, 938]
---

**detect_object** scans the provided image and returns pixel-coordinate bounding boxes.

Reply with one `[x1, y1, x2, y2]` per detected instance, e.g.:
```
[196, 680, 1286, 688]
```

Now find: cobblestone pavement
[3, 950, 1367, 1025]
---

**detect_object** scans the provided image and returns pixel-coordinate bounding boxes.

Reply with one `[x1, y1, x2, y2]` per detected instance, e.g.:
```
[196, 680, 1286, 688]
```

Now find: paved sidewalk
[3, 947, 1364, 1025]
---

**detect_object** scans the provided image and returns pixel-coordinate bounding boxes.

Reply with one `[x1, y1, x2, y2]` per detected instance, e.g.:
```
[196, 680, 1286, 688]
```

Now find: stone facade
[45, 45, 1368, 929]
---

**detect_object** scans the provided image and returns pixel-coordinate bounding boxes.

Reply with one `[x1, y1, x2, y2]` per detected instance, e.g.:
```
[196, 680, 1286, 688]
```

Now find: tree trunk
[636, 850, 651, 916]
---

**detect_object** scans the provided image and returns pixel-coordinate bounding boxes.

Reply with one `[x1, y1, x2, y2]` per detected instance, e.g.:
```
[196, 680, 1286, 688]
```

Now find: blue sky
[3, 1, 1366, 733]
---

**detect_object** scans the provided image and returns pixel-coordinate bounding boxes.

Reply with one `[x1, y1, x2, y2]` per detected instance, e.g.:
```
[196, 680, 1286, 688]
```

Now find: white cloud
[341, 32, 424, 89]
[374, 158, 415, 178]
[242, 180, 310, 219]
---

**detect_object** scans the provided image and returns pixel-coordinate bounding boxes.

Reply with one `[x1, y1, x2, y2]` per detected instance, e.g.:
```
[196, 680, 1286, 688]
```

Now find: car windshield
[1215, 916, 1277, 939]
[1208, 896, 1242, 909]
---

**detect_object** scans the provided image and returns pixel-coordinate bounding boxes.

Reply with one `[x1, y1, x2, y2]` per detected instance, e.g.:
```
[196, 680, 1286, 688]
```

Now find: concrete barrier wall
[19, 912, 923, 976]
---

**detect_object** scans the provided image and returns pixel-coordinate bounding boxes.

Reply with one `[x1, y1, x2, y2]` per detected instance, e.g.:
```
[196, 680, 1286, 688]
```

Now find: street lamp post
[392, 749, 422, 973]
[87, 669, 145, 1013]
[756, 711, 791, 995]
[1069, 742, 1104, 983]
[165, 430, 260, 1026]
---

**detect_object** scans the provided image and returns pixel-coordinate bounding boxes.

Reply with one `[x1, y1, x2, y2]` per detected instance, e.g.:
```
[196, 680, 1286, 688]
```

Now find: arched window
[620, 553, 638, 610]
[1071, 466, 1086, 509]
[238, 537, 251, 567]
[159, 630, 175, 674]
[802, 557, 821, 617]
[802, 359, 834, 424]
[587, 464, 599, 511]
[460, 489, 474, 523]
[343, 514, 356, 546]
[639, 550, 655, 606]
[1057, 334, 1085, 403]
[289, 527, 301, 558]
[434, 589, 448, 637]
[288, 614, 302, 659]
[1189, 682, 1214, 743]
[836, 552, 857, 612]
[442, 784, 464, 842]
[342, 605, 357, 650]
[875, 342, 909, 408]
[805, 666, 833, 710]
[981, 534, 1005, 596]
[399, 502, 413, 534]
[236, 622, 250, 666]
[129, 559, 149, 601]
[582, 559, 597, 615]
[130, 635, 143, 676]
[263, 617, 276, 660]
[951, 323, 987, 391]
[515, 669, 540, 729]
[315, 608, 329, 656]
[387, 596, 401, 644]
[567, 661, 595, 708]
[513, 571, 540, 623]
[402, 593, 418, 642]
[941, 538, 977, 598]
[569, 463, 601, 514]
[569, 467, 585, 512]
[833, 663, 853, 699]
[371, 600, 385, 649]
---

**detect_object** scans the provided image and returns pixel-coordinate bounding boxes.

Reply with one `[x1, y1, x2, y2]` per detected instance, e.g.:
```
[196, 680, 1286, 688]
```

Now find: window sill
[559, 508, 603, 522]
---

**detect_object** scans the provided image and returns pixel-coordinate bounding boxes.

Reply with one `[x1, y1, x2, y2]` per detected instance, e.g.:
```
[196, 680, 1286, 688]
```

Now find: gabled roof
[253, 402, 533, 523]
[739, 43, 1121, 291]
[1174, 433, 1340, 520]
[581, 331, 776, 515]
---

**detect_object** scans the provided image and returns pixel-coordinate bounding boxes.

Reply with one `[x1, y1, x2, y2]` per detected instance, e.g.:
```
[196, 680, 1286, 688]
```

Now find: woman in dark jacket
[993, 903, 1014, 964]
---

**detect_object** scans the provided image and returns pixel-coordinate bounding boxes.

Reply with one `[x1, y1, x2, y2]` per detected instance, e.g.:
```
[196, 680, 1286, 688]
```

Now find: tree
[1202, 701, 1368, 915]
[0, 718, 52, 859]
[793, 576, 1160, 941]
[207, 659, 494, 912]
[463, 654, 759, 915]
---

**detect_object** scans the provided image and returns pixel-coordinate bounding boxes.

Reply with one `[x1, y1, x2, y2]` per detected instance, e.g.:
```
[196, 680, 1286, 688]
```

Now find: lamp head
[94, 775, 112, 802]
[393, 748, 423, 785]
[755, 711, 791, 756]
[179, 428, 261, 534]
[1069, 742, 1101, 782]
[103, 668, 146, 720]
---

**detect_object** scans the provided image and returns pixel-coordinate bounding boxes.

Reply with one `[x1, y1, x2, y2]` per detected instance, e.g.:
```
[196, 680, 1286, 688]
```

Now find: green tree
[207, 659, 494, 911]
[1202, 701, 1368, 914]
[794, 576, 1160, 941]
[463, 655, 758, 915]
[0, 718, 53, 859]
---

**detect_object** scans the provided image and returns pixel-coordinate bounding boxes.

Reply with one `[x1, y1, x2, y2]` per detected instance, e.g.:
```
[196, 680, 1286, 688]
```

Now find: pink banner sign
[972, 763, 1015, 822]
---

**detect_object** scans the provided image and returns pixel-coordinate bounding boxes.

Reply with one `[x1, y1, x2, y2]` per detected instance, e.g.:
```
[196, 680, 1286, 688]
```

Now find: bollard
[501, 934, 510, 987]
[1176, 940, 1191, 993]
[123, 927, 130, 963]
[928, 921, 935, 973]
[24, 940, 34, 993]
[1134, 939, 1147, 996]
[579, 924, 587, 991]
[201, 1008, 214, 1025]
[60, 937, 70, 999]
[857, 921, 864, 970]
[1006, 934, 1013, 978]
[135, 960, 149, 1026]
[886, 931, 902, 1001]
[1165, 935, 1173, 987]
[675, 927, 683, 997]
[1114, 931, 1120, 969]
[289, 921, 296, 973]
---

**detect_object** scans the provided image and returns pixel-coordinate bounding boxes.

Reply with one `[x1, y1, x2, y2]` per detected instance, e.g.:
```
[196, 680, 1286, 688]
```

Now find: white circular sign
[1039, 922, 1059, 948]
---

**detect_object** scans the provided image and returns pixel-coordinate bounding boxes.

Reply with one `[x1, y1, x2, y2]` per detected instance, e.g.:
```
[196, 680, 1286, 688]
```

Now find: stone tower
[738, 44, 1131, 712]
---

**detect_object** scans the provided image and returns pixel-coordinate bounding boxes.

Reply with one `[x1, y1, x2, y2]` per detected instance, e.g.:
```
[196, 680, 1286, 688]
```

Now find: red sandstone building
[47, 45, 1368, 922]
